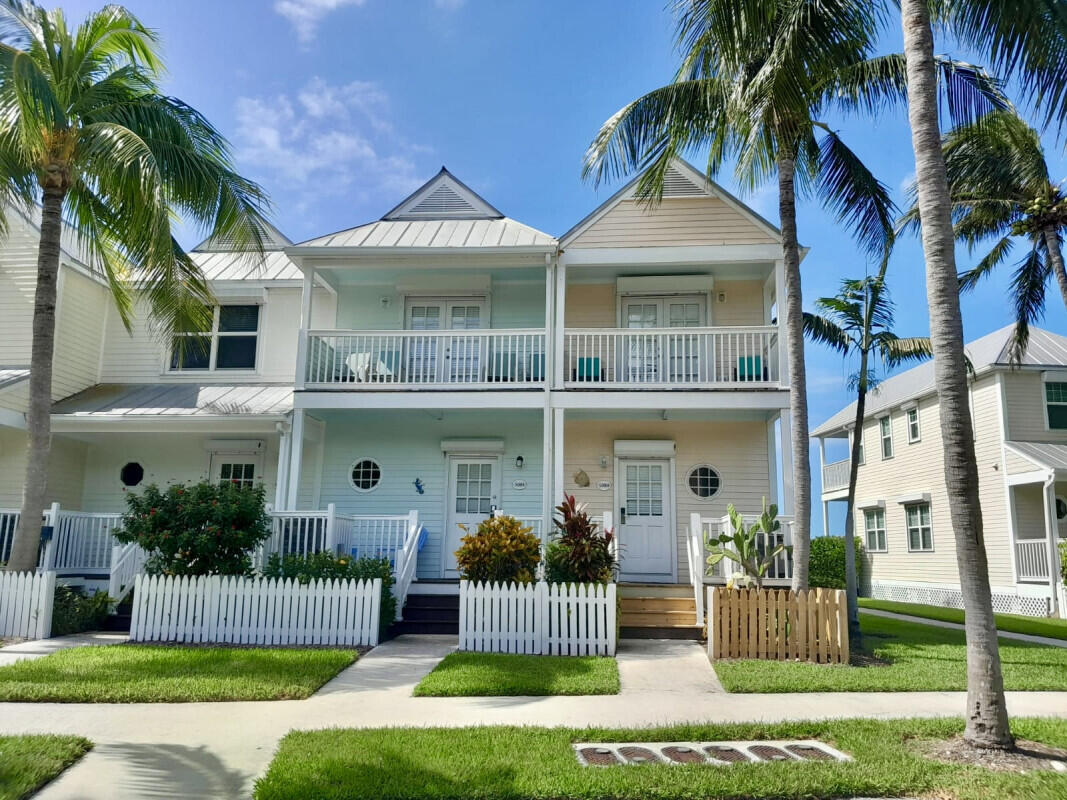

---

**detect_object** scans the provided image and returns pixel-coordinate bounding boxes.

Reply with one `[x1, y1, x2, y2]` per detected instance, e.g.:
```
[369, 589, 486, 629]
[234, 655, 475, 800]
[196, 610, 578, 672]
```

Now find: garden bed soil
[919, 736, 1067, 773]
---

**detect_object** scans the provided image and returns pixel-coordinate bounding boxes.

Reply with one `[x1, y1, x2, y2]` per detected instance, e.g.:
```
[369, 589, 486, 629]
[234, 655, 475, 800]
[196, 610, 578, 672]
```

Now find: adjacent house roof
[812, 324, 1067, 437]
[0, 367, 29, 392]
[51, 384, 293, 418]
[292, 168, 556, 252]
[192, 220, 293, 252]
[1004, 441, 1067, 474]
[190, 249, 303, 282]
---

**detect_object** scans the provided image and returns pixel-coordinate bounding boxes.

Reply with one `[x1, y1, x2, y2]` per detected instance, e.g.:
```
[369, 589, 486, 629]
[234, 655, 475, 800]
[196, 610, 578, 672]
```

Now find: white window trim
[349, 457, 383, 494]
[686, 463, 723, 501]
[863, 507, 888, 553]
[615, 293, 711, 328]
[905, 502, 934, 552]
[1043, 378, 1067, 431]
[906, 406, 921, 444]
[403, 295, 490, 330]
[168, 304, 262, 374]
[879, 415, 894, 460]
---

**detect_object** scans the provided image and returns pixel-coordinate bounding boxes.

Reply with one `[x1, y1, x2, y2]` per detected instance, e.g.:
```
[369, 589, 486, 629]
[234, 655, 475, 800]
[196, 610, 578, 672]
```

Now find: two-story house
[0, 159, 796, 634]
[815, 325, 1067, 619]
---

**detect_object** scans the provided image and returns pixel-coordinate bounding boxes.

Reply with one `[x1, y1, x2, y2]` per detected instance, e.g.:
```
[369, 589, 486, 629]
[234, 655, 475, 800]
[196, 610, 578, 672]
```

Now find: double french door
[622, 296, 706, 383]
[405, 298, 486, 383]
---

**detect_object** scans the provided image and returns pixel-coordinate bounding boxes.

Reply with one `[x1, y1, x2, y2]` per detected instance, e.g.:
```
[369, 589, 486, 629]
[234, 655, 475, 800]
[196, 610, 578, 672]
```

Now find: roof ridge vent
[409, 184, 478, 215]
[382, 168, 504, 220]
[661, 165, 708, 197]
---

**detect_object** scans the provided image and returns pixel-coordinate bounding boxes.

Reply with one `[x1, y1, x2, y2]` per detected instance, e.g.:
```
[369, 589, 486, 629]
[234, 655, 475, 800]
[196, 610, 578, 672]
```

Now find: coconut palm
[903, 109, 1067, 362]
[803, 264, 932, 644]
[0, 2, 271, 572]
[582, 0, 998, 591]
[895, 0, 1067, 750]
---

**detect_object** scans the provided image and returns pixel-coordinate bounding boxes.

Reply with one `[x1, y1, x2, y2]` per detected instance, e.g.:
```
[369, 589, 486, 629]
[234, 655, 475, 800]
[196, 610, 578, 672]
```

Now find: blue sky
[59, 0, 1067, 532]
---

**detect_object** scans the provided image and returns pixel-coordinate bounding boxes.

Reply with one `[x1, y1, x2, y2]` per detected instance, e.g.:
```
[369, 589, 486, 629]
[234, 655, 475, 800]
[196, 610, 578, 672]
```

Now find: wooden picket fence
[459, 580, 617, 656]
[0, 571, 54, 639]
[129, 574, 381, 646]
[707, 586, 849, 664]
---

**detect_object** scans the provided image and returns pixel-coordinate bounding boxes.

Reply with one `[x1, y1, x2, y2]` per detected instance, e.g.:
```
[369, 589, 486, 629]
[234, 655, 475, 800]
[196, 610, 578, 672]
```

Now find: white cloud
[273, 0, 367, 44]
[232, 77, 425, 217]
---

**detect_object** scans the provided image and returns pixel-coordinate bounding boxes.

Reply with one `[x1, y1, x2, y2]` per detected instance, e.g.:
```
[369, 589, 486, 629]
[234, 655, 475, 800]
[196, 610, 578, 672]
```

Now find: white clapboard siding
[129, 574, 381, 646]
[0, 571, 55, 639]
[459, 580, 616, 656]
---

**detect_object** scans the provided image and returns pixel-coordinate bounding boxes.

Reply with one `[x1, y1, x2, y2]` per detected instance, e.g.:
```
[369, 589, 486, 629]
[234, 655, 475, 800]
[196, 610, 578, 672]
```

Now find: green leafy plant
[50, 586, 111, 636]
[808, 536, 865, 591]
[544, 494, 617, 584]
[113, 482, 271, 577]
[262, 552, 396, 630]
[704, 499, 791, 590]
[1059, 541, 1067, 584]
[455, 515, 540, 585]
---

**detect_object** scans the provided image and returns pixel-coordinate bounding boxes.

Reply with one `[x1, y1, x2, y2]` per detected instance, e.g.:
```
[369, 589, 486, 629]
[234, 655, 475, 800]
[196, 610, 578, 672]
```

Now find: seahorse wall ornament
[413, 478, 424, 495]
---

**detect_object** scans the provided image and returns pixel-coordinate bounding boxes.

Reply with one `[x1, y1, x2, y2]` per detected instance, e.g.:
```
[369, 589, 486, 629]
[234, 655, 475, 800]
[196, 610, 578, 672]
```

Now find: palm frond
[958, 236, 1015, 292]
[1006, 241, 1052, 363]
[877, 334, 934, 367]
[803, 311, 852, 353]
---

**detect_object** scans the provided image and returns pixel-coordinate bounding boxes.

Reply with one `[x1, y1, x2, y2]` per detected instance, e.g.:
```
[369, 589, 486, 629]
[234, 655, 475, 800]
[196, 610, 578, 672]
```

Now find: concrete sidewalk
[861, 608, 1067, 648]
[0, 632, 126, 667]
[1, 634, 1065, 799]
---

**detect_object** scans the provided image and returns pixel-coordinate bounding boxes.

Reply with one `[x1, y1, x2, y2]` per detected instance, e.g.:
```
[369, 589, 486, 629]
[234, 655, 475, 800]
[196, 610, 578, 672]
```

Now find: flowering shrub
[113, 481, 271, 576]
[455, 515, 541, 584]
[262, 552, 396, 627]
[544, 494, 616, 584]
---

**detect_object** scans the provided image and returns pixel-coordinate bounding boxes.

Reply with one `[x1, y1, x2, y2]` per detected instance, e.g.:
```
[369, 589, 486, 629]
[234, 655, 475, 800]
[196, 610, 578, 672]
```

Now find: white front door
[617, 459, 674, 581]
[444, 456, 500, 577]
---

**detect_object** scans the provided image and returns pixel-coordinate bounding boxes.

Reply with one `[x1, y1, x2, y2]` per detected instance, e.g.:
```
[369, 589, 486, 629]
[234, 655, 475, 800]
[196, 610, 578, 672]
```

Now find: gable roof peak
[382, 167, 504, 221]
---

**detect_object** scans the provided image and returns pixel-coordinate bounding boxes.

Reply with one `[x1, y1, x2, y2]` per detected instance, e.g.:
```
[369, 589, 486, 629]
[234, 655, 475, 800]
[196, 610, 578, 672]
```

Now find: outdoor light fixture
[515, 456, 525, 469]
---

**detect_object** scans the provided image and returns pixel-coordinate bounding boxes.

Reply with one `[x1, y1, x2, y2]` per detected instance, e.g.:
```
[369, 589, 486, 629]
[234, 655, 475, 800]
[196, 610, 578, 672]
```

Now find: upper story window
[170, 305, 260, 372]
[879, 416, 894, 459]
[906, 407, 921, 443]
[1046, 381, 1067, 429]
[850, 428, 864, 465]
[863, 507, 887, 552]
[905, 502, 934, 551]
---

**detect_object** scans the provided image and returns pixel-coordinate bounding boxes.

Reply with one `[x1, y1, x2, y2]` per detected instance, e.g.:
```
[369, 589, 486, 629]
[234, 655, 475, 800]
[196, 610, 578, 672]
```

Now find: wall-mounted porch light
[515, 455, 525, 469]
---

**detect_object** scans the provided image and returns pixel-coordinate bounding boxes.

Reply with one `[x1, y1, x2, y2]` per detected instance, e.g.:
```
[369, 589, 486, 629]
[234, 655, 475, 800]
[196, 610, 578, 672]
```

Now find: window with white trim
[170, 305, 260, 371]
[350, 458, 382, 493]
[686, 465, 721, 499]
[1046, 381, 1067, 429]
[218, 462, 257, 489]
[879, 416, 894, 459]
[906, 407, 921, 443]
[863, 507, 887, 552]
[905, 502, 933, 551]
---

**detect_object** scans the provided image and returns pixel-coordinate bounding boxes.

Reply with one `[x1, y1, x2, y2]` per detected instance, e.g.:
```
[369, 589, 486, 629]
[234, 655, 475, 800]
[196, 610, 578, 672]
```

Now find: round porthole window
[120, 462, 144, 488]
[1057, 496, 1067, 522]
[687, 465, 721, 499]
[349, 458, 382, 493]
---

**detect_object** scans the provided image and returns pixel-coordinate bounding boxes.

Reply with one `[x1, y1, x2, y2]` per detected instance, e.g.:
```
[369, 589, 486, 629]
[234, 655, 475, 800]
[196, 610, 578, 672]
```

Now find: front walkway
[1, 634, 1065, 799]
[0, 632, 127, 667]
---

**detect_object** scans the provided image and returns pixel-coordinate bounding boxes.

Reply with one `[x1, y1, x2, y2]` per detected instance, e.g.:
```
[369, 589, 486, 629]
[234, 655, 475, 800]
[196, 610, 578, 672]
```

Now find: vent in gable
[408, 184, 478, 216]
[661, 166, 707, 197]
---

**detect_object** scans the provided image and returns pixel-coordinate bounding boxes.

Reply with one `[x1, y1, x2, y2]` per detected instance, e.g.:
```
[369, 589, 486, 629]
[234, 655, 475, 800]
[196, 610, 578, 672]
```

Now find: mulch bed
[920, 736, 1067, 773]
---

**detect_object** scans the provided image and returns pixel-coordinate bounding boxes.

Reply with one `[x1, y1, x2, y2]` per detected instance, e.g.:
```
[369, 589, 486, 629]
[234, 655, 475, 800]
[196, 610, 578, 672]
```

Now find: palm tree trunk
[1043, 227, 1067, 310]
[777, 150, 811, 591]
[6, 187, 66, 573]
[900, 0, 1012, 749]
[842, 372, 866, 646]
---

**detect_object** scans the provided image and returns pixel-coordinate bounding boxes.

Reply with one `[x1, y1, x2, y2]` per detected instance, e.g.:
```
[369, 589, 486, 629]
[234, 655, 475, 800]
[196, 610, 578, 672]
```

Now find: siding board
[568, 198, 776, 248]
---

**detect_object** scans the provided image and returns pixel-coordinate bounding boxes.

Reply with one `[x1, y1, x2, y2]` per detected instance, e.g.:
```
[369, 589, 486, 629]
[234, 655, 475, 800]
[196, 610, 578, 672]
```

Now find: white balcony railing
[563, 326, 779, 388]
[1015, 539, 1051, 582]
[305, 329, 546, 388]
[822, 459, 851, 493]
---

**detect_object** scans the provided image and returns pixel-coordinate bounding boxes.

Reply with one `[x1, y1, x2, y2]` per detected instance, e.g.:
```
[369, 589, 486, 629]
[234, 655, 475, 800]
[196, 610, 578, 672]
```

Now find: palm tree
[583, 0, 900, 590]
[804, 264, 932, 644]
[896, 0, 1067, 750]
[0, 2, 270, 572]
[904, 109, 1067, 362]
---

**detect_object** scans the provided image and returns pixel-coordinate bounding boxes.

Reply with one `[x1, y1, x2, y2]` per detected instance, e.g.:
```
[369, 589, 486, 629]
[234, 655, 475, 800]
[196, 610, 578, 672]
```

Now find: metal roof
[294, 217, 556, 250]
[51, 384, 293, 418]
[812, 324, 1067, 437]
[1004, 441, 1067, 473]
[192, 220, 292, 252]
[189, 249, 302, 282]
[0, 367, 29, 392]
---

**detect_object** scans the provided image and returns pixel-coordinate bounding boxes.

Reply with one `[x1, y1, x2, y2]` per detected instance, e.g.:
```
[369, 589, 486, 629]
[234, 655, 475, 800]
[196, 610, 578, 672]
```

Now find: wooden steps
[619, 586, 703, 640]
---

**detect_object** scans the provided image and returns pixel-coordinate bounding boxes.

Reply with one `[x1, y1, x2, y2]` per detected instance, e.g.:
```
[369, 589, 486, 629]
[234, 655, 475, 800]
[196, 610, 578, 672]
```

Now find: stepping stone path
[573, 740, 850, 766]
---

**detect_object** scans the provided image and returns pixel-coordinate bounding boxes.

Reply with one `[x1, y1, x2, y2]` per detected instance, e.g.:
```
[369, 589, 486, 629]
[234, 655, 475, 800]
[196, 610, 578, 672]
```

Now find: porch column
[553, 257, 567, 389]
[822, 500, 830, 537]
[766, 415, 778, 506]
[295, 269, 314, 390]
[779, 410, 795, 516]
[274, 420, 292, 509]
[543, 253, 555, 390]
[1043, 476, 1061, 610]
[286, 408, 306, 510]
[774, 258, 788, 383]
[553, 407, 565, 509]
[542, 403, 553, 537]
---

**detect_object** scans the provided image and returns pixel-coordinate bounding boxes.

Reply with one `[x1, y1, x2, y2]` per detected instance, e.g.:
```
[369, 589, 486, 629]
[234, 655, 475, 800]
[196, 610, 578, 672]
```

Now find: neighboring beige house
[815, 325, 1067, 618]
[0, 158, 797, 637]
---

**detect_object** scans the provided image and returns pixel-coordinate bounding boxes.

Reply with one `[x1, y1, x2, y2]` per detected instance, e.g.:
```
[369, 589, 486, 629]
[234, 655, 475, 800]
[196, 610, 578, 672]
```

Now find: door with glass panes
[444, 457, 500, 576]
[622, 296, 706, 384]
[405, 298, 486, 383]
[616, 459, 674, 580]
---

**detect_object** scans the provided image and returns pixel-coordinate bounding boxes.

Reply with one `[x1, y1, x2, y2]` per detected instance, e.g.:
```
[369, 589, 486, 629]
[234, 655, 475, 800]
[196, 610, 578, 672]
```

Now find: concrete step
[620, 609, 698, 627]
[388, 619, 458, 636]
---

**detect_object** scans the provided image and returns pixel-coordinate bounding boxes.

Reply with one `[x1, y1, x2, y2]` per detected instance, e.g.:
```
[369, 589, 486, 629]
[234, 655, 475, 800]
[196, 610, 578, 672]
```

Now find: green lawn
[713, 613, 1067, 693]
[413, 652, 619, 697]
[253, 718, 1067, 800]
[0, 645, 356, 702]
[0, 735, 91, 800]
[859, 598, 1067, 641]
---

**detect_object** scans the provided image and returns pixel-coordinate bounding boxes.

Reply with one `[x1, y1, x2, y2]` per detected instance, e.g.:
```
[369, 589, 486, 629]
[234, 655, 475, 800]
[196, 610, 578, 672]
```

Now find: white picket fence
[129, 574, 382, 646]
[459, 580, 616, 656]
[0, 571, 55, 639]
